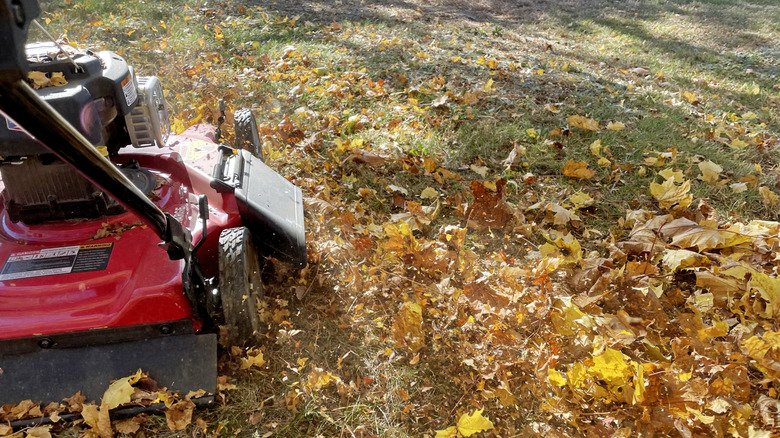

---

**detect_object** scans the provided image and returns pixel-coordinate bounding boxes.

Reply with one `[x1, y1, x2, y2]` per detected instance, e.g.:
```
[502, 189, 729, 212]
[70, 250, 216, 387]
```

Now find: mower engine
[0, 42, 168, 223]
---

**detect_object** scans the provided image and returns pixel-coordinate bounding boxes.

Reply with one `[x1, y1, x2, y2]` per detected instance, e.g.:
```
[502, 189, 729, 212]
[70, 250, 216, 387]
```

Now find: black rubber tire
[234, 109, 264, 161]
[218, 227, 263, 347]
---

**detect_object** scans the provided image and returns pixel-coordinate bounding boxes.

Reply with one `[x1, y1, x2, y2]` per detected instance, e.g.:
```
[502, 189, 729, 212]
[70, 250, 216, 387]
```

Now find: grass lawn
[15, 0, 780, 436]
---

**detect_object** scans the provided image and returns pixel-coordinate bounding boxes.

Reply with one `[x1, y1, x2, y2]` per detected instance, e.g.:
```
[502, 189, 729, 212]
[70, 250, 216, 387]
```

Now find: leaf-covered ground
[4, 0, 780, 436]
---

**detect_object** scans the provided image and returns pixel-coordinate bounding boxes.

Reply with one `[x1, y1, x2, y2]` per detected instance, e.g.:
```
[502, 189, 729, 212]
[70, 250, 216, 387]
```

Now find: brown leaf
[465, 179, 512, 230]
[346, 149, 386, 167]
[64, 392, 86, 412]
[165, 399, 196, 431]
[81, 404, 112, 438]
[660, 218, 725, 251]
[24, 426, 51, 438]
[695, 271, 744, 308]
[114, 418, 142, 435]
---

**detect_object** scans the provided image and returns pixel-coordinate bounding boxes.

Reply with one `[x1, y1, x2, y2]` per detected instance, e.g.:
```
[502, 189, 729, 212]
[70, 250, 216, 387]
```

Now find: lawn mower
[0, 0, 306, 409]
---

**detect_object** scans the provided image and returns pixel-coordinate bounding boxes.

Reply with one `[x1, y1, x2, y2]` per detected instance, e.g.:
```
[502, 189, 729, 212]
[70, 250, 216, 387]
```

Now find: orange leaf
[562, 160, 596, 179]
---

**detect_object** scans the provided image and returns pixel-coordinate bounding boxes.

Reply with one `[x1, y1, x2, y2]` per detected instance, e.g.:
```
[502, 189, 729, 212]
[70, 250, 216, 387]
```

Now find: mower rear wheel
[218, 227, 263, 347]
[234, 109, 264, 161]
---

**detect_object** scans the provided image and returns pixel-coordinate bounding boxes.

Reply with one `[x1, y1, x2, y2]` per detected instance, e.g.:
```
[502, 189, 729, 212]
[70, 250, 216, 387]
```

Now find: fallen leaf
[28, 71, 51, 89]
[165, 399, 196, 431]
[589, 348, 632, 386]
[465, 179, 513, 230]
[548, 368, 566, 386]
[606, 121, 625, 131]
[114, 418, 142, 435]
[81, 404, 112, 438]
[566, 115, 599, 131]
[24, 426, 52, 438]
[562, 160, 596, 179]
[457, 409, 494, 437]
[759, 186, 779, 207]
[240, 348, 266, 369]
[698, 160, 722, 184]
[569, 191, 594, 209]
[391, 301, 424, 352]
[435, 426, 458, 438]
[662, 249, 709, 271]
[421, 187, 438, 200]
[649, 178, 692, 210]
[101, 374, 137, 410]
[661, 218, 725, 251]
[589, 139, 602, 156]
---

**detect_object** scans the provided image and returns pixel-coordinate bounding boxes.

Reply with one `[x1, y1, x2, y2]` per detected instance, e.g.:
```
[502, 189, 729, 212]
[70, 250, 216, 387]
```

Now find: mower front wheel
[218, 227, 263, 347]
[234, 109, 264, 161]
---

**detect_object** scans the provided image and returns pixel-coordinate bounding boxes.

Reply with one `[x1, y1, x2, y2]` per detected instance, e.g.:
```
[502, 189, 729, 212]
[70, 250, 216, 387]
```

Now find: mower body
[0, 39, 305, 404]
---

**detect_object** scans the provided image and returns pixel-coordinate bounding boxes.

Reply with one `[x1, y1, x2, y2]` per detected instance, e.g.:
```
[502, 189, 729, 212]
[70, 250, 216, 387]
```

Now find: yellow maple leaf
[435, 426, 458, 438]
[213, 24, 225, 40]
[743, 331, 780, 379]
[633, 362, 645, 403]
[569, 191, 594, 209]
[551, 298, 589, 336]
[566, 115, 599, 131]
[391, 302, 424, 352]
[682, 90, 696, 103]
[606, 121, 625, 131]
[698, 160, 723, 184]
[569, 362, 587, 388]
[649, 178, 692, 210]
[759, 186, 779, 207]
[548, 368, 566, 387]
[50, 72, 68, 87]
[562, 160, 596, 179]
[659, 168, 684, 183]
[747, 272, 780, 319]
[240, 348, 266, 370]
[420, 187, 438, 200]
[589, 139, 602, 156]
[23, 426, 52, 438]
[457, 409, 494, 437]
[171, 118, 186, 135]
[102, 370, 142, 410]
[589, 348, 632, 386]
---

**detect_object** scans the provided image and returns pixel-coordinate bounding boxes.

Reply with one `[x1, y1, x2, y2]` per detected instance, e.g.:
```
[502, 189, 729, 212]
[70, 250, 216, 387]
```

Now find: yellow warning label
[79, 243, 113, 250]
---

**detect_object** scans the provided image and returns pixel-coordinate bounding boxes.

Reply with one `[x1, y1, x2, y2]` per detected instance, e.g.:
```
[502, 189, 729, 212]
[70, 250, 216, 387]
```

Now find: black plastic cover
[0, 330, 217, 405]
[0, 44, 136, 156]
[233, 150, 307, 267]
